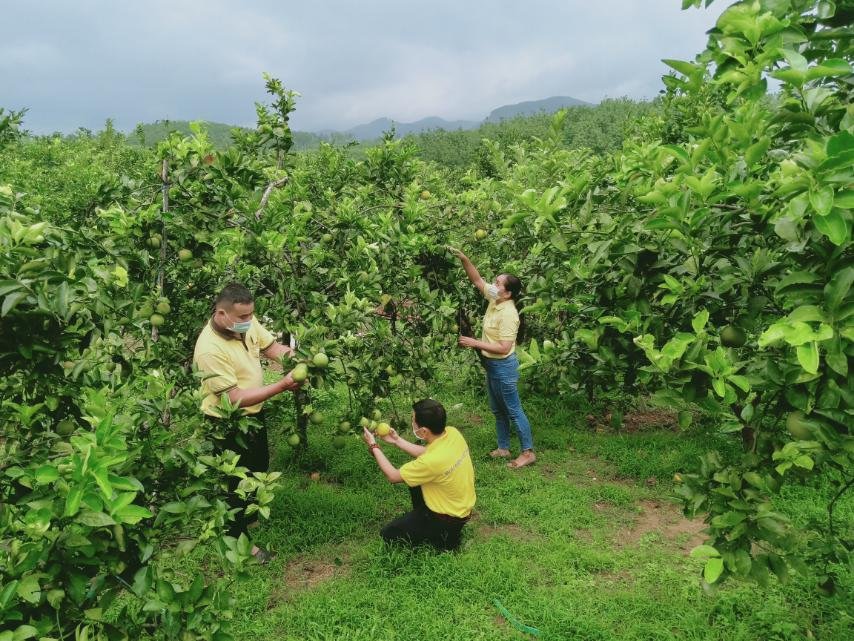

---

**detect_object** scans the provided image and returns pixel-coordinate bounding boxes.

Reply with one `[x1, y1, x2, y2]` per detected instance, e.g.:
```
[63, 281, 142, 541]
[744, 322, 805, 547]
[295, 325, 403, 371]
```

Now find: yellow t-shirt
[193, 317, 276, 417]
[480, 283, 519, 359]
[399, 426, 476, 518]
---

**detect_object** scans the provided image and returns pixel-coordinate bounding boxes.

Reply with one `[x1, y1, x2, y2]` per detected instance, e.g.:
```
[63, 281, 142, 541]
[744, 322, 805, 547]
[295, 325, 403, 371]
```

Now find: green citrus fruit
[178, 248, 193, 262]
[56, 419, 75, 436]
[312, 352, 329, 368]
[310, 411, 324, 425]
[420, 190, 431, 200]
[720, 325, 747, 348]
[371, 409, 382, 421]
[359, 416, 371, 428]
[786, 411, 814, 440]
[287, 433, 301, 447]
[291, 363, 308, 382]
[338, 421, 351, 434]
[155, 300, 171, 315]
[149, 313, 165, 327]
[333, 435, 347, 449]
[474, 229, 487, 240]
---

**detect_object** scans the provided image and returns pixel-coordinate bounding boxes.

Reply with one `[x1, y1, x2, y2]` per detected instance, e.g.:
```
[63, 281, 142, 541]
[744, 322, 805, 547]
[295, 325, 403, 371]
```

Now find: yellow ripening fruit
[375, 422, 391, 437]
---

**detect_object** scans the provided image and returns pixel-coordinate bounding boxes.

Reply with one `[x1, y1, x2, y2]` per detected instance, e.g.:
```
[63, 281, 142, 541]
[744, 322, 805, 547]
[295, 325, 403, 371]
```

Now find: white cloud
[3, 0, 719, 133]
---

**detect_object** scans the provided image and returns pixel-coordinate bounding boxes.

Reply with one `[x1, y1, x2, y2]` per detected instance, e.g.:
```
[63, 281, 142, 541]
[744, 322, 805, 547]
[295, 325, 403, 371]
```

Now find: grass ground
[169, 381, 852, 641]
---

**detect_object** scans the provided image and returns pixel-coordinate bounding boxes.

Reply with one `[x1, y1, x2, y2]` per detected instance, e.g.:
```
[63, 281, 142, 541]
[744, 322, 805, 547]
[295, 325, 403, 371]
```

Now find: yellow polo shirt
[399, 426, 476, 518]
[193, 317, 276, 417]
[480, 284, 519, 359]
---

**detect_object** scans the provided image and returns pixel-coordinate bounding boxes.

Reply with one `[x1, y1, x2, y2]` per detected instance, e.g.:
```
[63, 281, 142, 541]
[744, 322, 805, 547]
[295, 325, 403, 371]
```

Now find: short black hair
[412, 399, 446, 435]
[215, 283, 254, 309]
[502, 274, 522, 300]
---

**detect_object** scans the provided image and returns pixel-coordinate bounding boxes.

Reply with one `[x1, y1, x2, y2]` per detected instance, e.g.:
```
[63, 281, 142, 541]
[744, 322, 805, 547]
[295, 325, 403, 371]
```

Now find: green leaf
[704, 557, 725, 584]
[0, 280, 24, 297]
[712, 511, 747, 527]
[728, 375, 750, 393]
[794, 455, 814, 470]
[796, 341, 820, 374]
[64, 486, 84, 517]
[835, 189, 854, 209]
[1, 291, 29, 317]
[690, 544, 720, 559]
[810, 185, 834, 216]
[827, 131, 854, 158]
[76, 510, 116, 527]
[824, 266, 854, 313]
[744, 136, 770, 165]
[775, 271, 818, 293]
[692, 309, 709, 334]
[16, 575, 40, 604]
[34, 465, 59, 483]
[115, 504, 153, 524]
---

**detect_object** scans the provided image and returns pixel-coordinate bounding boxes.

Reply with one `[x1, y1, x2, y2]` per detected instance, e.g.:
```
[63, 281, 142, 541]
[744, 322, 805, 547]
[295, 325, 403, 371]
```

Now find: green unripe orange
[149, 313, 165, 327]
[312, 352, 329, 368]
[291, 364, 308, 382]
[287, 433, 301, 447]
[720, 325, 746, 348]
[786, 411, 814, 440]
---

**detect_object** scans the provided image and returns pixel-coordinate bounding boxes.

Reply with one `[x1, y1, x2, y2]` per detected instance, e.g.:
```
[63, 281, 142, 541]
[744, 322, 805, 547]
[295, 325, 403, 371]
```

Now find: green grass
[162, 381, 852, 640]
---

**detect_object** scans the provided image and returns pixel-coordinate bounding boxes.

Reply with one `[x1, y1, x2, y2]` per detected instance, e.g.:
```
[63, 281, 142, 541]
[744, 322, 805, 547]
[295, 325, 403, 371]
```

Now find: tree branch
[254, 176, 289, 221]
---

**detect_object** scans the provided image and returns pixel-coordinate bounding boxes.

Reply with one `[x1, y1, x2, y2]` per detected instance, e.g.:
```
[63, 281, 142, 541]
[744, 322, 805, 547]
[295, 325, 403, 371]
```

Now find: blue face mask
[231, 319, 252, 333]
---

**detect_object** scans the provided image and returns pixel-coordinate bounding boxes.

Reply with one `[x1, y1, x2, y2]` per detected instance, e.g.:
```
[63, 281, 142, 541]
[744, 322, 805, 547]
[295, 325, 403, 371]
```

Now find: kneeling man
[363, 399, 475, 551]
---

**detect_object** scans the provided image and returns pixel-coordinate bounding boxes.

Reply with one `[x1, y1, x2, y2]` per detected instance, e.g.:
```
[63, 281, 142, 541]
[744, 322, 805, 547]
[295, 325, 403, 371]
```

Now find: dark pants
[381, 486, 469, 551]
[208, 414, 270, 538]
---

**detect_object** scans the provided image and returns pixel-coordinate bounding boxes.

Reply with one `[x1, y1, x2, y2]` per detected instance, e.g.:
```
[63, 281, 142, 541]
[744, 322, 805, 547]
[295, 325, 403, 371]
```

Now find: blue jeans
[483, 353, 534, 451]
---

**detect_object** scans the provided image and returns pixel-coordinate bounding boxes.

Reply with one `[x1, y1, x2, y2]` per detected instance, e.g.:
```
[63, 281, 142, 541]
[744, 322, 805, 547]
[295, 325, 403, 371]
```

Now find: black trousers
[208, 414, 270, 538]
[381, 486, 468, 551]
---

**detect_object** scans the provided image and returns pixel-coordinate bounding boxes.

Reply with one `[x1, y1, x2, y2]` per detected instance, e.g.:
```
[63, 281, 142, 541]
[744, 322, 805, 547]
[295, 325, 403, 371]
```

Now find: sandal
[252, 546, 275, 565]
[489, 448, 511, 458]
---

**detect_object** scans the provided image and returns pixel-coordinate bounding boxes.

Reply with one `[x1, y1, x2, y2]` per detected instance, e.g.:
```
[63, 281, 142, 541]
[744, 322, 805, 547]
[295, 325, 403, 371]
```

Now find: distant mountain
[484, 96, 592, 122]
[326, 96, 591, 141]
[127, 119, 333, 151]
[318, 116, 479, 142]
[127, 95, 593, 147]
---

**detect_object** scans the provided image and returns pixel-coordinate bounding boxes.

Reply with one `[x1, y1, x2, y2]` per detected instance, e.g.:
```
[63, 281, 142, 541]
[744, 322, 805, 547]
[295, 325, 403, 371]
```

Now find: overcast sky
[2, 1, 718, 134]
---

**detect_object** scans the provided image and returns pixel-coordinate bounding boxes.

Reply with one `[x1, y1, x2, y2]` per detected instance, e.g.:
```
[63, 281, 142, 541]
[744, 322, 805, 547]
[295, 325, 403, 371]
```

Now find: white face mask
[485, 283, 500, 300]
[412, 424, 426, 442]
[221, 311, 252, 333]
[230, 319, 252, 333]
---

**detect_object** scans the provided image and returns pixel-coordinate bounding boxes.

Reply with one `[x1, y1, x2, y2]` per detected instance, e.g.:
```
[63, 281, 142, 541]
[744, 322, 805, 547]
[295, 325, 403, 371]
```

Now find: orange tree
[457, 0, 851, 593]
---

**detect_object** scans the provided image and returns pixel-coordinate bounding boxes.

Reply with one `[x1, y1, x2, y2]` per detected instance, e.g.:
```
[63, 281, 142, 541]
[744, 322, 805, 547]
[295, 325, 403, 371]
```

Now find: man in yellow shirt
[362, 399, 475, 551]
[193, 282, 302, 561]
